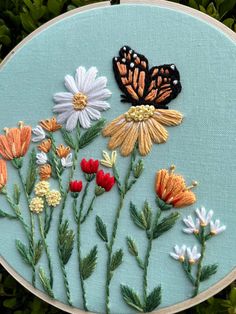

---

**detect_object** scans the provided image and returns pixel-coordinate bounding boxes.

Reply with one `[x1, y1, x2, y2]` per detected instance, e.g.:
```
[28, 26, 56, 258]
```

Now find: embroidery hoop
[0, 1, 235, 313]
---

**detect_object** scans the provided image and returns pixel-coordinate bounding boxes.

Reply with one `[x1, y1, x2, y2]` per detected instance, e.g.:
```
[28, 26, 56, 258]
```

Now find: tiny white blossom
[170, 245, 186, 262]
[186, 246, 201, 264]
[36, 152, 48, 165]
[61, 153, 73, 168]
[32, 125, 46, 142]
[183, 215, 200, 234]
[100, 150, 117, 168]
[210, 219, 226, 235]
[195, 207, 214, 227]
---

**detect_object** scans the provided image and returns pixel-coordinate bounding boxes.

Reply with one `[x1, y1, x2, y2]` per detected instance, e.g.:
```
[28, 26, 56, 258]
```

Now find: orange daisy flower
[155, 165, 197, 209]
[40, 117, 61, 132]
[39, 164, 52, 180]
[0, 159, 7, 190]
[0, 122, 31, 160]
[37, 139, 52, 153]
[56, 144, 70, 158]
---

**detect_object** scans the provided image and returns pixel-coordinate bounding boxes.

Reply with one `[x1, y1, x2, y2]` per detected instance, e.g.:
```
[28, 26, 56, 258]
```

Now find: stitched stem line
[81, 195, 96, 224]
[105, 148, 137, 314]
[60, 259, 72, 306]
[38, 214, 54, 288]
[17, 168, 36, 287]
[44, 206, 53, 237]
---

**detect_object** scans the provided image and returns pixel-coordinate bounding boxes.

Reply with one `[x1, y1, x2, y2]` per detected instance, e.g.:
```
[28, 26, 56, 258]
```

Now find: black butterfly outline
[113, 45, 182, 109]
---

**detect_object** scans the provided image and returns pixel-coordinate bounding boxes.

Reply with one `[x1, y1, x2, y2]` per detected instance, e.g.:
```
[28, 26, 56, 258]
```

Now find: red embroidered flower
[70, 180, 83, 193]
[95, 170, 115, 195]
[81, 158, 99, 174]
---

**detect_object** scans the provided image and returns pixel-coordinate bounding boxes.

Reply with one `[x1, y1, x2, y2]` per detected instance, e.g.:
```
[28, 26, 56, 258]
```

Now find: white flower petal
[88, 88, 112, 101]
[65, 112, 80, 132]
[85, 107, 101, 121]
[64, 75, 78, 94]
[206, 210, 214, 224]
[53, 92, 73, 104]
[174, 245, 180, 254]
[82, 67, 98, 93]
[75, 66, 86, 91]
[170, 253, 180, 260]
[87, 100, 110, 111]
[53, 103, 73, 113]
[57, 110, 74, 124]
[86, 76, 107, 95]
[183, 228, 194, 234]
[36, 152, 48, 165]
[183, 216, 195, 228]
[78, 110, 91, 129]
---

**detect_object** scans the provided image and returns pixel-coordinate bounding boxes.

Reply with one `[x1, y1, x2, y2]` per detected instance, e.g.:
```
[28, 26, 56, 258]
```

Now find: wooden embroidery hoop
[0, 1, 235, 313]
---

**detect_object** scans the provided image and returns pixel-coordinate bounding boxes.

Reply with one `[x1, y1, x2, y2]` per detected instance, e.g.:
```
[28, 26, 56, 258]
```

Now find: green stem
[38, 214, 54, 288]
[81, 195, 96, 224]
[60, 259, 73, 306]
[193, 227, 206, 297]
[44, 206, 53, 237]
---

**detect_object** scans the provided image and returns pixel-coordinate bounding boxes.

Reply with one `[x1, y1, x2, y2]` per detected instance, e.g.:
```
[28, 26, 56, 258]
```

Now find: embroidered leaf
[81, 245, 98, 280]
[13, 184, 21, 205]
[61, 128, 76, 149]
[15, 240, 32, 265]
[0, 209, 16, 219]
[200, 264, 218, 282]
[34, 240, 43, 265]
[38, 267, 54, 298]
[58, 220, 75, 265]
[130, 202, 146, 230]
[96, 216, 108, 242]
[152, 212, 180, 239]
[133, 159, 144, 179]
[120, 285, 143, 312]
[110, 249, 123, 272]
[79, 118, 106, 149]
[127, 237, 138, 257]
[145, 286, 162, 312]
[156, 196, 172, 211]
[25, 149, 37, 195]
[143, 201, 152, 230]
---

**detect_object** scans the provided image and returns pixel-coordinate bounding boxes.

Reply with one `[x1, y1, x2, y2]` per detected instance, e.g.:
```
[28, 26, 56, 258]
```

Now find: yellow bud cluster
[124, 105, 155, 122]
[34, 181, 50, 197]
[46, 190, 61, 207]
[29, 197, 44, 214]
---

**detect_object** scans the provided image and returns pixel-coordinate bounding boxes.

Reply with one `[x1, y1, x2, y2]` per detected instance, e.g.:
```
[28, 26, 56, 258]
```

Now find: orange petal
[120, 123, 139, 156]
[154, 109, 183, 126]
[138, 122, 152, 156]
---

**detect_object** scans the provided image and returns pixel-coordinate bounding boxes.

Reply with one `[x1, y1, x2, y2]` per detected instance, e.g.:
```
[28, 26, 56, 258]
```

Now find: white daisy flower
[170, 244, 186, 262]
[186, 246, 201, 264]
[183, 215, 200, 234]
[61, 153, 73, 168]
[210, 219, 226, 235]
[36, 152, 48, 165]
[195, 207, 214, 227]
[32, 125, 46, 142]
[53, 66, 111, 131]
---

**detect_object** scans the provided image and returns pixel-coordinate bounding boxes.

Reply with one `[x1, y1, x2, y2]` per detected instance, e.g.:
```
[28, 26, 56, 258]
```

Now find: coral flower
[39, 164, 52, 180]
[69, 180, 83, 193]
[103, 105, 183, 156]
[155, 165, 197, 209]
[96, 170, 115, 194]
[0, 122, 31, 160]
[0, 159, 7, 191]
[40, 117, 61, 132]
[56, 144, 70, 158]
[37, 139, 52, 153]
[81, 158, 99, 174]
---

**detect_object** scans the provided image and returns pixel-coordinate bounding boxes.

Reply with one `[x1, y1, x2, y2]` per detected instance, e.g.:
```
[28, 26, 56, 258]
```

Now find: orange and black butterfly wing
[146, 64, 182, 108]
[113, 46, 150, 104]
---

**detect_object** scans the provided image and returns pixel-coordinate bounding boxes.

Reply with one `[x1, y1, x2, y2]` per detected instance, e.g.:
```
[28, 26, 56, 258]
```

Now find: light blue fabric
[0, 3, 236, 313]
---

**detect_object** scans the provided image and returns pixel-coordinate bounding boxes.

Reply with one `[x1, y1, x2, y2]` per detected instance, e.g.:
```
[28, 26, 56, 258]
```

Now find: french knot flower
[34, 181, 50, 197]
[46, 190, 61, 207]
[29, 197, 44, 214]
[95, 169, 115, 196]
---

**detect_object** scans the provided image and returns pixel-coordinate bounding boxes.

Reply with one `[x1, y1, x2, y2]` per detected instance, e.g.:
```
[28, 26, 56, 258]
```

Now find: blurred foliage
[0, 0, 235, 61]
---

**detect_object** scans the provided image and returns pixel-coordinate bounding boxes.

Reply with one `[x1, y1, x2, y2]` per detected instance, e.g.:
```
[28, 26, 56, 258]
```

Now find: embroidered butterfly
[113, 45, 181, 108]
[103, 46, 183, 156]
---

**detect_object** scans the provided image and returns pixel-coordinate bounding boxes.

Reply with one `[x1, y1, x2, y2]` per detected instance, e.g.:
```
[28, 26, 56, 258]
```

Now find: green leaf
[229, 287, 236, 306]
[0, 209, 16, 219]
[202, 0, 210, 6]
[13, 184, 21, 205]
[81, 245, 97, 280]
[189, 0, 199, 10]
[79, 118, 106, 148]
[110, 249, 123, 272]
[152, 212, 180, 239]
[58, 220, 75, 265]
[223, 18, 235, 28]
[60, 128, 76, 149]
[199, 4, 207, 13]
[200, 264, 218, 281]
[120, 285, 143, 312]
[25, 149, 37, 195]
[47, 0, 64, 16]
[133, 159, 144, 178]
[219, 0, 236, 19]
[143, 201, 152, 230]
[15, 240, 32, 265]
[20, 12, 37, 33]
[3, 297, 17, 309]
[206, 3, 220, 19]
[34, 240, 43, 265]
[95, 215, 108, 242]
[130, 202, 146, 230]
[145, 286, 162, 312]
[38, 267, 54, 298]
[127, 237, 138, 257]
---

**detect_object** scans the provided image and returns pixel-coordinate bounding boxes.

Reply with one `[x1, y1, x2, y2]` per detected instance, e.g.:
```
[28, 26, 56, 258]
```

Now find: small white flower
[53, 66, 111, 131]
[61, 153, 73, 168]
[32, 125, 46, 142]
[36, 152, 48, 165]
[186, 246, 201, 264]
[210, 219, 226, 235]
[170, 245, 186, 262]
[100, 150, 117, 168]
[183, 215, 200, 234]
[195, 207, 214, 227]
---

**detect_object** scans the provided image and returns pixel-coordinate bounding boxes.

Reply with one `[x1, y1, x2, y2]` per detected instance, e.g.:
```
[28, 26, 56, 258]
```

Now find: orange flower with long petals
[0, 159, 7, 190]
[40, 117, 61, 132]
[56, 144, 70, 158]
[155, 165, 197, 209]
[39, 164, 52, 180]
[0, 122, 31, 160]
[38, 139, 52, 153]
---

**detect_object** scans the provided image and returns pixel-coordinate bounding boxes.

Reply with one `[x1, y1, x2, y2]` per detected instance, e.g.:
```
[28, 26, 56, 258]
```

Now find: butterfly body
[113, 45, 182, 109]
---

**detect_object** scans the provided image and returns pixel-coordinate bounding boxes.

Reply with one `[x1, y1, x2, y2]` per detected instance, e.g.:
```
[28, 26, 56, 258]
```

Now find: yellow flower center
[124, 105, 155, 122]
[73, 92, 88, 110]
[179, 255, 185, 263]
